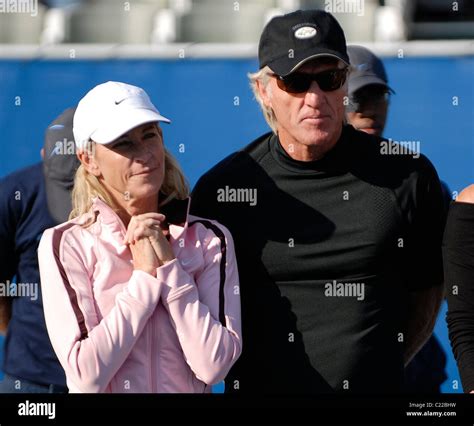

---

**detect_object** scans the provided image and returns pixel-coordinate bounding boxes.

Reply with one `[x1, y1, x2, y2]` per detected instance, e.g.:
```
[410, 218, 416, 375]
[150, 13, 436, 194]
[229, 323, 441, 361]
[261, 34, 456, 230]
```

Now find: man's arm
[404, 285, 444, 366]
[403, 157, 446, 366]
[445, 185, 474, 393]
[0, 299, 12, 335]
[0, 176, 19, 334]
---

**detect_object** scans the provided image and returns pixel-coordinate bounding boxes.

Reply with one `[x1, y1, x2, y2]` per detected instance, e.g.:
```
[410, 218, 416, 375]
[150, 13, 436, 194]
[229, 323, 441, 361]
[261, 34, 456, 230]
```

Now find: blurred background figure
[42, 108, 81, 224]
[0, 108, 78, 392]
[345, 45, 394, 137]
[345, 45, 448, 393]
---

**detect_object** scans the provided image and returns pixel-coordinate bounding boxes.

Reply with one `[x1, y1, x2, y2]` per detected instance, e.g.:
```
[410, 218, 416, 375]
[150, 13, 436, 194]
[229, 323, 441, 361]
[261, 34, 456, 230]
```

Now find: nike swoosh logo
[180, 258, 193, 266]
[115, 98, 126, 105]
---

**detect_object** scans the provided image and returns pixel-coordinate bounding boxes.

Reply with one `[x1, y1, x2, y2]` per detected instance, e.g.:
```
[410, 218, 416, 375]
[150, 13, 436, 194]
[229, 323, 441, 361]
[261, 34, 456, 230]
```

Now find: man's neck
[277, 127, 342, 162]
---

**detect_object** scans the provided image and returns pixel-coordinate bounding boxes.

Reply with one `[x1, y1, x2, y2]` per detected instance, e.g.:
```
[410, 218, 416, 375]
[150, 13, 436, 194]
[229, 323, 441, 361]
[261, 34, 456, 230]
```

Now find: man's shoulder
[0, 163, 45, 218]
[0, 162, 43, 189]
[348, 126, 437, 179]
[195, 132, 273, 187]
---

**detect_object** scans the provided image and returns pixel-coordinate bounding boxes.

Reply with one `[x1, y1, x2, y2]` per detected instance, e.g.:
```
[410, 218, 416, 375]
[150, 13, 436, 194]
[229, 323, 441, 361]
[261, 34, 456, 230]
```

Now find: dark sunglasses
[271, 68, 348, 93]
[346, 88, 391, 112]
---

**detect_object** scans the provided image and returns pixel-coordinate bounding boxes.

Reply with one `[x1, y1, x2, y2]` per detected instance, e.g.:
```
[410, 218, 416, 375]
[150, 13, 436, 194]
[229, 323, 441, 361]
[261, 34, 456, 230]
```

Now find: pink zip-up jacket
[38, 196, 242, 393]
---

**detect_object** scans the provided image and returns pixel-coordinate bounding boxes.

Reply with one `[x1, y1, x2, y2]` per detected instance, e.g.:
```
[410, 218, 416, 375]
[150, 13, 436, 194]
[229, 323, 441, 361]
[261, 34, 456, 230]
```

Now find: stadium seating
[65, 0, 168, 43]
[0, 3, 47, 43]
[175, 0, 278, 43]
[0, 0, 472, 45]
[300, 0, 379, 41]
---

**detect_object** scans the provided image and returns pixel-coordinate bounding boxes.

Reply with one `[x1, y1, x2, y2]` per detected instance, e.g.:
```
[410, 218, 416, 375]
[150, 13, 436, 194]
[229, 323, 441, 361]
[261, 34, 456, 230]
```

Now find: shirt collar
[91, 196, 191, 240]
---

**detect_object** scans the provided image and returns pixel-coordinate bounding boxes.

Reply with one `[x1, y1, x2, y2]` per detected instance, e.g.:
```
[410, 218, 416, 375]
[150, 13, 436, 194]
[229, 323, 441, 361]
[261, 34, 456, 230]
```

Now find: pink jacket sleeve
[38, 227, 164, 393]
[157, 222, 242, 385]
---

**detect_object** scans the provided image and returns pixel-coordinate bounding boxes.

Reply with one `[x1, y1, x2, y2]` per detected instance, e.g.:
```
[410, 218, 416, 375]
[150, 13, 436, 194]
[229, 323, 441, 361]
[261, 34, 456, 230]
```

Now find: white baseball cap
[73, 81, 170, 150]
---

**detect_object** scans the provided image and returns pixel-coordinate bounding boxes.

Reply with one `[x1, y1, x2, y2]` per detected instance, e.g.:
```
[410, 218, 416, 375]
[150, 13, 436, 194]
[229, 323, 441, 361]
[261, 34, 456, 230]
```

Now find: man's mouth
[302, 115, 330, 122]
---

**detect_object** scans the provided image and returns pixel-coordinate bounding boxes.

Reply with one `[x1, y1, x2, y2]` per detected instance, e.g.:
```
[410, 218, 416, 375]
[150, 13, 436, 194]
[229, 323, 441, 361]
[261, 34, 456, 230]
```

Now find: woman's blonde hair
[248, 66, 278, 134]
[69, 142, 189, 223]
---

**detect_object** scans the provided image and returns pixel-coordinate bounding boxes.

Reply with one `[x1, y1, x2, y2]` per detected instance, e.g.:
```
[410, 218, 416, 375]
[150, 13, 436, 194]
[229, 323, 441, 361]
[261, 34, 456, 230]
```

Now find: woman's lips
[132, 167, 157, 176]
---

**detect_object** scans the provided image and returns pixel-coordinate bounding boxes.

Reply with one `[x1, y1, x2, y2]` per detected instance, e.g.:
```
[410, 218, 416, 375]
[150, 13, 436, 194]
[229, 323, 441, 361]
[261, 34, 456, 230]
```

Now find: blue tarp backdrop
[0, 56, 472, 392]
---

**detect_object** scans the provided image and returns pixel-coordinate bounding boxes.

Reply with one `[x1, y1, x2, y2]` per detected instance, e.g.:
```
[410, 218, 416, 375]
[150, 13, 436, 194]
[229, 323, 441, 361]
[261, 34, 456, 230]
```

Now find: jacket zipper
[151, 312, 155, 392]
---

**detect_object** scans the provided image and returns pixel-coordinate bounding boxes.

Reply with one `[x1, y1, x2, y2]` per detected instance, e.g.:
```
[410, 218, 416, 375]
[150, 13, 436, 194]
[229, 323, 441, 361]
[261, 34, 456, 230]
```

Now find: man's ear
[257, 79, 272, 109]
[77, 145, 101, 177]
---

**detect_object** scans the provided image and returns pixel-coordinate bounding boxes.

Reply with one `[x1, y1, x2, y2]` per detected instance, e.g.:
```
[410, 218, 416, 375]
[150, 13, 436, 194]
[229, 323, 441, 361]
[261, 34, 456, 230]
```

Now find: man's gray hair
[248, 66, 278, 134]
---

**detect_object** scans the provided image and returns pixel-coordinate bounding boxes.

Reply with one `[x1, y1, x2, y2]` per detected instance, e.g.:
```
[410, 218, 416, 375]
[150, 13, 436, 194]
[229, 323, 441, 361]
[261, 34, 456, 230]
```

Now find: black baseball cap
[258, 9, 349, 77]
[43, 107, 80, 224]
[347, 45, 395, 95]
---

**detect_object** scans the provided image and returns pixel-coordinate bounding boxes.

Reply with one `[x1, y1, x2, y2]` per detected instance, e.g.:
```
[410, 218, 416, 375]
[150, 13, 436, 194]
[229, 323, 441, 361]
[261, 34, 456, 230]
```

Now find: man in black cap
[0, 108, 78, 392]
[191, 10, 445, 393]
[345, 45, 394, 137]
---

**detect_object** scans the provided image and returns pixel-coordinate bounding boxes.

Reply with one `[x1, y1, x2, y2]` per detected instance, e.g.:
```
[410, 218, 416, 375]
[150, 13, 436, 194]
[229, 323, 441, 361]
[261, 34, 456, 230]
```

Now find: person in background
[444, 184, 474, 393]
[345, 45, 393, 137]
[0, 108, 78, 392]
[345, 45, 448, 393]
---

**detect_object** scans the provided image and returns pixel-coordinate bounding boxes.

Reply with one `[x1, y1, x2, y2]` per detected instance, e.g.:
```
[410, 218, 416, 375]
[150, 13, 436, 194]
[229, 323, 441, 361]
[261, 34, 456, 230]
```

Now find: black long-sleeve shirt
[444, 201, 474, 392]
[191, 125, 445, 393]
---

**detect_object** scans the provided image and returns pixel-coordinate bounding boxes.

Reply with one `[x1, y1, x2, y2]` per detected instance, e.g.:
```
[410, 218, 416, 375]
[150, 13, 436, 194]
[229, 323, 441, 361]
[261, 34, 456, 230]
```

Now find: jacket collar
[160, 197, 190, 227]
[91, 196, 191, 242]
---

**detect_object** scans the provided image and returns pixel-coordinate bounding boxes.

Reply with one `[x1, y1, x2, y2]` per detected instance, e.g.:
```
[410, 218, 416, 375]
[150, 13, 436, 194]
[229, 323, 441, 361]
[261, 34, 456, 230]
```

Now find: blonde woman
[38, 81, 242, 393]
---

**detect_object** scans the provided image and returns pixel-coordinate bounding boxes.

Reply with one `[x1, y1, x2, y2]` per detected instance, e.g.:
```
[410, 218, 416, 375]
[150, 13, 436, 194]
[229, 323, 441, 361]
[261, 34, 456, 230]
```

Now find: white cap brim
[90, 107, 171, 145]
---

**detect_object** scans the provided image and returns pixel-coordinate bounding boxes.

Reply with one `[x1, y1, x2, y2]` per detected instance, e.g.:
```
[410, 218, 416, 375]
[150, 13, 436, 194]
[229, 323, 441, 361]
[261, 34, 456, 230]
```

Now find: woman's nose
[133, 140, 153, 164]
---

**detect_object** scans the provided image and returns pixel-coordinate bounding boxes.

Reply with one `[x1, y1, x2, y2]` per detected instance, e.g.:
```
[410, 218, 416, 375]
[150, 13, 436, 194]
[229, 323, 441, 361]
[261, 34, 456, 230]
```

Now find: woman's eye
[144, 132, 158, 139]
[112, 140, 132, 149]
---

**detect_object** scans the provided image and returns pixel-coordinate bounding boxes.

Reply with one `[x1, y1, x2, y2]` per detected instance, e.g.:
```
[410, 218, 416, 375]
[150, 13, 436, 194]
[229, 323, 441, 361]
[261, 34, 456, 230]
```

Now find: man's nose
[304, 80, 325, 105]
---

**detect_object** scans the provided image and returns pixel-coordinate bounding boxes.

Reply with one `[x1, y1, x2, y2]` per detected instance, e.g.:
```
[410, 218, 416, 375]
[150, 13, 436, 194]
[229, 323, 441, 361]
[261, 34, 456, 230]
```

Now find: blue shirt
[0, 163, 66, 387]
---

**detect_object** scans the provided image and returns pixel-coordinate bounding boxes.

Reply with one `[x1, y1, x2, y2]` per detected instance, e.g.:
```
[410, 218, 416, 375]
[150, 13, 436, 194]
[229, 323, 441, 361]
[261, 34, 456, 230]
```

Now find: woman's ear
[77, 143, 101, 177]
[257, 79, 272, 109]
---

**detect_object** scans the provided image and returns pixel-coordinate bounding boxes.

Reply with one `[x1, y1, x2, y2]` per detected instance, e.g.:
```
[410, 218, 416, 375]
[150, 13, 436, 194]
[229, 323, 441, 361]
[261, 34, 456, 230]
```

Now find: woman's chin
[126, 185, 161, 203]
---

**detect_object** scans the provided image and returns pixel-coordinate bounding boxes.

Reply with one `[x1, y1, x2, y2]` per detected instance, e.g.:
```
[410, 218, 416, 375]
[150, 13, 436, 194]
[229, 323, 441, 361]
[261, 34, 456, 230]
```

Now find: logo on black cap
[294, 25, 317, 40]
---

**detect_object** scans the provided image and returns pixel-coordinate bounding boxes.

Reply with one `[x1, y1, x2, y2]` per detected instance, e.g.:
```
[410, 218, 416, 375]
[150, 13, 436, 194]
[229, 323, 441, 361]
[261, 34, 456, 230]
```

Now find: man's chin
[359, 127, 382, 136]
